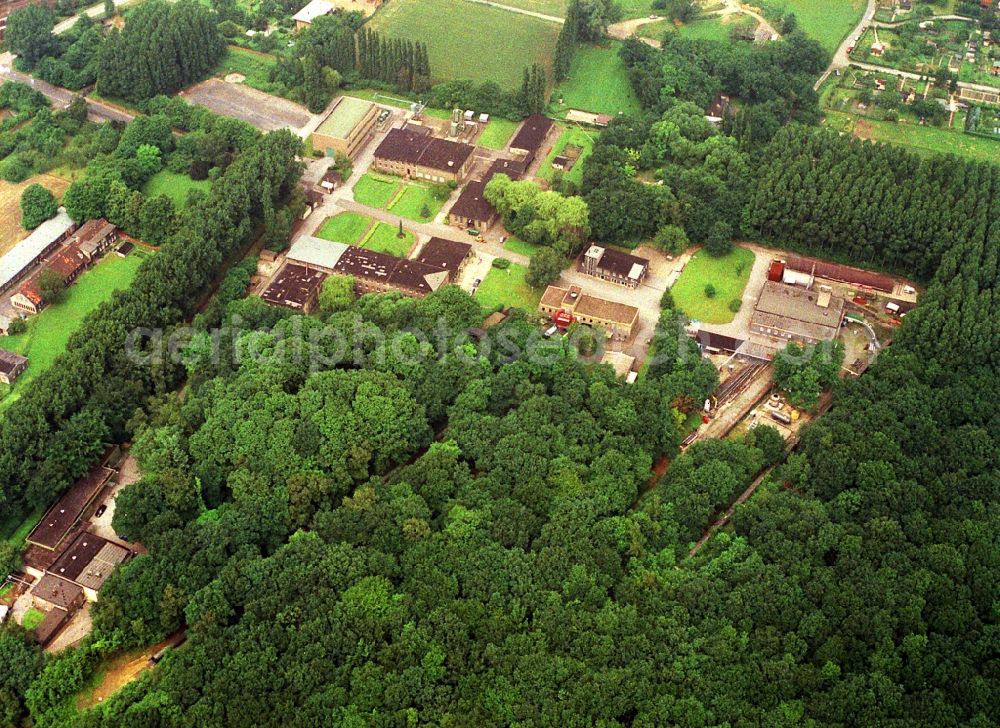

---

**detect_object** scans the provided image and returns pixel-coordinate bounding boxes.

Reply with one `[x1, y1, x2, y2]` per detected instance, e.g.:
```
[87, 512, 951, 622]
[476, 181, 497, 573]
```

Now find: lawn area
[641, 15, 736, 43]
[551, 43, 641, 117]
[829, 112, 1000, 164]
[387, 183, 445, 223]
[0, 251, 146, 412]
[474, 262, 541, 312]
[484, 0, 566, 16]
[536, 126, 596, 186]
[212, 46, 283, 95]
[315, 211, 374, 244]
[670, 247, 755, 324]
[783, 0, 866, 54]
[369, 0, 560, 88]
[359, 222, 415, 257]
[143, 171, 211, 209]
[22, 608, 45, 631]
[477, 118, 520, 150]
[353, 173, 401, 209]
[503, 237, 543, 257]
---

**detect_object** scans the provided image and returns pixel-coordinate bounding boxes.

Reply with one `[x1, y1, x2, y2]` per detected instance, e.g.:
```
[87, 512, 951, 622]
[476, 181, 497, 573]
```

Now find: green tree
[653, 224, 688, 255]
[5, 4, 57, 67]
[318, 274, 355, 315]
[37, 268, 66, 305]
[19, 184, 57, 230]
[526, 246, 564, 289]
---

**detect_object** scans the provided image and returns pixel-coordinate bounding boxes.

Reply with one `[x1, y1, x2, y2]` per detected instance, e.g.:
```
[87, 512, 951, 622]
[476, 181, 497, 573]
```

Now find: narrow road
[814, 0, 877, 90]
[608, 2, 781, 49]
[872, 13, 976, 27]
[607, 16, 665, 48]
[461, 0, 563, 23]
[846, 59, 1000, 95]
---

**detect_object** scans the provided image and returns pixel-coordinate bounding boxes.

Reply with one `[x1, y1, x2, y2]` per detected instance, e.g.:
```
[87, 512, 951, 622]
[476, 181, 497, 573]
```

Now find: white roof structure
[293, 0, 334, 24]
[286, 235, 348, 272]
[0, 209, 74, 293]
[627, 263, 645, 282]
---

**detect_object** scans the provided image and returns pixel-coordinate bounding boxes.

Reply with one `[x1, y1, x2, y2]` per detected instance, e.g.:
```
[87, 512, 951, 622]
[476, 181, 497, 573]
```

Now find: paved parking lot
[182, 80, 314, 133]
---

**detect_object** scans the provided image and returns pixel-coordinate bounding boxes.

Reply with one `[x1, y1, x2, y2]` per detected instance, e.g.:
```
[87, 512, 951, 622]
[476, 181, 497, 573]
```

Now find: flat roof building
[579, 245, 649, 288]
[32, 574, 85, 611]
[750, 281, 845, 346]
[286, 235, 349, 273]
[600, 351, 636, 378]
[785, 253, 895, 292]
[539, 284, 639, 341]
[26, 465, 114, 551]
[260, 263, 327, 313]
[0, 349, 28, 385]
[311, 96, 379, 159]
[49, 531, 130, 596]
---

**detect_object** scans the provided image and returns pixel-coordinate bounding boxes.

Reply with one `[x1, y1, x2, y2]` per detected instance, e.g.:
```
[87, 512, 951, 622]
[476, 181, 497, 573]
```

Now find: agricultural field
[536, 126, 596, 186]
[781, 0, 866, 54]
[353, 173, 400, 209]
[0, 174, 71, 256]
[482, 0, 566, 16]
[315, 211, 375, 244]
[359, 222, 415, 257]
[387, 183, 446, 223]
[474, 262, 540, 312]
[670, 247, 755, 324]
[477, 118, 520, 150]
[369, 0, 560, 88]
[551, 43, 641, 117]
[0, 251, 146, 412]
[143, 171, 212, 208]
[831, 110, 1000, 163]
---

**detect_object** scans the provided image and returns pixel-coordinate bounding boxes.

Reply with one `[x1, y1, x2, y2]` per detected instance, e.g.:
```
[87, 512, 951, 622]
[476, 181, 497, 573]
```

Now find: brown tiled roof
[375, 128, 474, 173]
[73, 219, 116, 256]
[49, 531, 128, 590]
[573, 294, 639, 326]
[540, 285, 570, 308]
[510, 114, 554, 157]
[260, 263, 326, 310]
[486, 157, 528, 181]
[16, 278, 44, 306]
[416, 237, 472, 272]
[335, 247, 449, 295]
[0, 348, 27, 377]
[448, 179, 493, 222]
[33, 574, 84, 610]
[47, 243, 88, 280]
[27, 466, 113, 550]
[585, 246, 649, 278]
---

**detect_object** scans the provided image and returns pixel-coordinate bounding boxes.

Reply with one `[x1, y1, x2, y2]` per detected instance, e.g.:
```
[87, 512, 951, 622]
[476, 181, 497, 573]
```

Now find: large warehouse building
[750, 281, 845, 347]
[310, 96, 380, 159]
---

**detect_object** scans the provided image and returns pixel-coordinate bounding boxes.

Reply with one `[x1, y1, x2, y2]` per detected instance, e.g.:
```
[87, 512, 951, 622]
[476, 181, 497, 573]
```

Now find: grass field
[22, 608, 46, 631]
[359, 222, 415, 257]
[536, 126, 596, 186]
[1, 507, 44, 546]
[353, 173, 400, 209]
[670, 247, 755, 324]
[641, 15, 736, 43]
[477, 118, 520, 150]
[827, 111, 1000, 164]
[212, 46, 283, 95]
[474, 262, 541, 312]
[503, 237, 542, 257]
[143, 171, 211, 208]
[783, 0, 866, 54]
[0, 252, 146, 412]
[484, 0, 566, 16]
[0, 173, 71, 256]
[369, 0, 560, 88]
[315, 212, 374, 244]
[551, 43, 641, 117]
[387, 183, 445, 223]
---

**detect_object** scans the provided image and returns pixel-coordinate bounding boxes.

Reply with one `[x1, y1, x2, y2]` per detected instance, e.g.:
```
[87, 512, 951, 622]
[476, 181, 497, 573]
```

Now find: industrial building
[0, 349, 28, 385]
[260, 263, 328, 313]
[0, 209, 76, 297]
[334, 246, 451, 297]
[448, 156, 528, 230]
[750, 281, 845, 347]
[310, 96, 380, 159]
[293, 0, 333, 28]
[414, 237, 473, 277]
[373, 126, 475, 184]
[509, 114, 555, 164]
[285, 236, 349, 273]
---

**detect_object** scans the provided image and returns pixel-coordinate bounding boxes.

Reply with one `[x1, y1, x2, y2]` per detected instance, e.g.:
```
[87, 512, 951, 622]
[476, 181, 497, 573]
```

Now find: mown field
[641, 15, 737, 44]
[477, 118, 520, 150]
[551, 43, 641, 117]
[0, 173, 71, 256]
[212, 46, 283, 96]
[315, 211, 374, 244]
[359, 222, 415, 257]
[670, 247, 755, 324]
[369, 0, 560, 88]
[474, 262, 541, 312]
[781, 0, 865, 53]
[0, 251, 146, 412]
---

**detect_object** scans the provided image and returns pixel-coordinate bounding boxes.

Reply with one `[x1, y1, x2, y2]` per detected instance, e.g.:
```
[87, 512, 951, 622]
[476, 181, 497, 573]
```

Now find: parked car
[95, 504, 107, 518]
